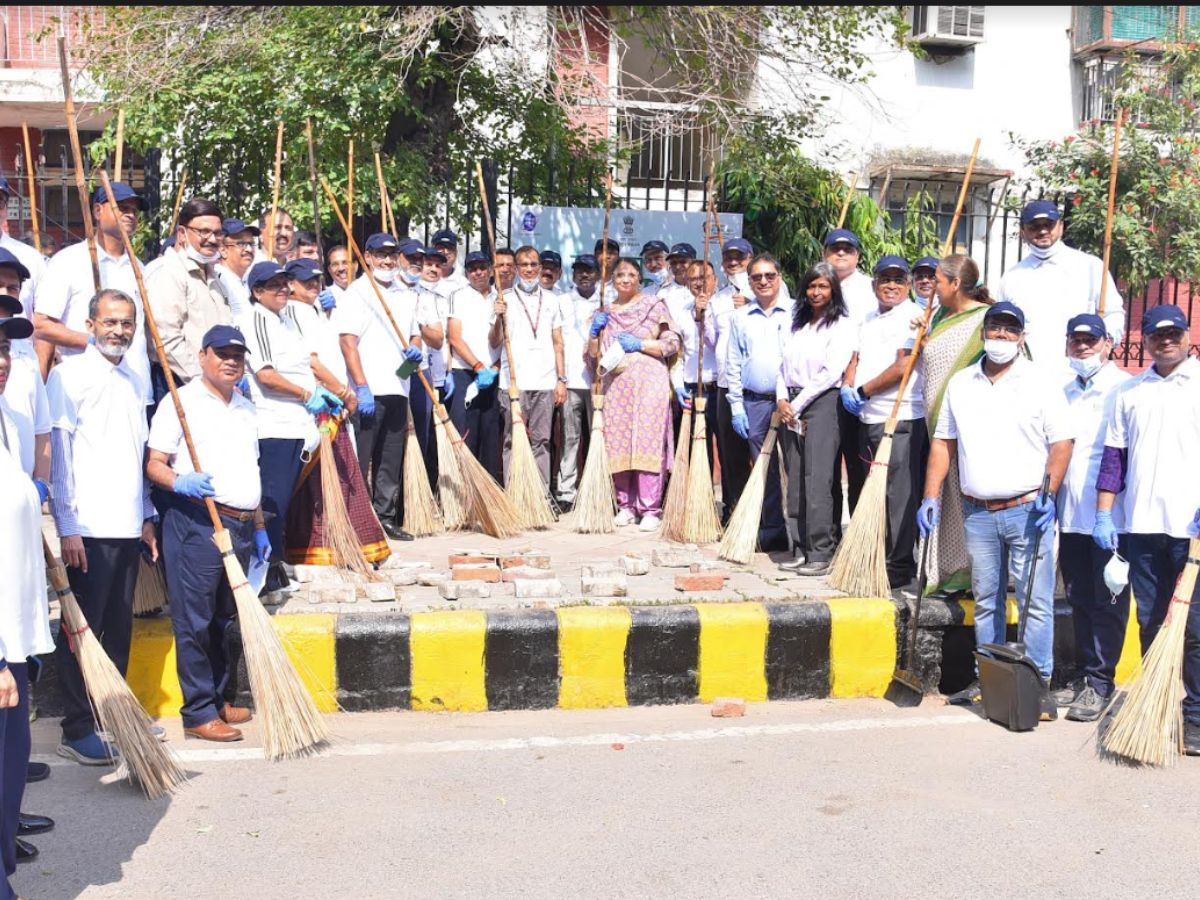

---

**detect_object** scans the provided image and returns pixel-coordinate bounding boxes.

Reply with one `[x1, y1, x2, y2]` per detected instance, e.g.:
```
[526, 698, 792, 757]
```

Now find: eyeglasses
[1067, 334, 1101, 347]
[827, 243, 857, 254]
[259, 280, 290, 293]
[96, 317, 136, 330]
[224, 239, 255, 251]
[749, 272, 779, 283]
[1023, 221, 1056, 233]
[213, 348, 247, 362]
[1146, 327, 1186, 341]
[186, 226, 226, 241]
[984, 323, 1023, 338]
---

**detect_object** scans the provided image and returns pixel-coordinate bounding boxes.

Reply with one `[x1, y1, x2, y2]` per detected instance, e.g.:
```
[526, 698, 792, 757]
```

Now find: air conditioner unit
[911, 5, 985, 49]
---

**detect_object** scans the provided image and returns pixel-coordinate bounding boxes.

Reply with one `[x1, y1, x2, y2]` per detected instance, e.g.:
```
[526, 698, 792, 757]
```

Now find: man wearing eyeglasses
[215, 218, 261, 319]
[998, 200, 1126, 367]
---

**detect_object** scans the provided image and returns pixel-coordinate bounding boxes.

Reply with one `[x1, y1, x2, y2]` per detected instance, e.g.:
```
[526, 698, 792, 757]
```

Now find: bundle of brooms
[719, 413, 782, 565]
[401, 407, 444, 537]
[315, 415, 388, 577]
[132, 556, 167, 616]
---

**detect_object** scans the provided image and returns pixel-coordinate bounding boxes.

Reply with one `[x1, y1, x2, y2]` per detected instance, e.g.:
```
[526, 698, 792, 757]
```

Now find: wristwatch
[557, 375, 568, 385]
[857, 386, 869, 401]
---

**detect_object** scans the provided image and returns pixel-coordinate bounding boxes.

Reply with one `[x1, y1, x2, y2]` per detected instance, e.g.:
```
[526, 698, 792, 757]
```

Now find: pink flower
[1148, 185, 1158, 193]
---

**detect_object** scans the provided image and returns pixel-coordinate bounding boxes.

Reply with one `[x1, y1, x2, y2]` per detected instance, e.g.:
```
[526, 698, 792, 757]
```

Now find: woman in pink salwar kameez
[588, 258, 681, 530]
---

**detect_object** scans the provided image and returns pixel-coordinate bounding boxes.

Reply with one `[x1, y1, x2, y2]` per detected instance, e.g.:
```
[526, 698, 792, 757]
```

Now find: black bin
[975, 643, 1045, 732]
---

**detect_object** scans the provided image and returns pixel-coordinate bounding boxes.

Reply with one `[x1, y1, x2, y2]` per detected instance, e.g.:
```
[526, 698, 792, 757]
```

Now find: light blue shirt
[725, 297, 793, 417]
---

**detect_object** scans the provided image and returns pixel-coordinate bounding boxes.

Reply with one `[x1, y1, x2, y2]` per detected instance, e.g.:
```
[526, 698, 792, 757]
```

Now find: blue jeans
[962, 499, 1056, 679]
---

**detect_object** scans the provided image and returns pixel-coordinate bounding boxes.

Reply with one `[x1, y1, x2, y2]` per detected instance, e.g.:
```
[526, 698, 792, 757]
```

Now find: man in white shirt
[399, 239, 447, 491]
[998, 200, 1126, 366]
[495, 245, 566, 486]
[920, 302, 1074, 713]
[147, 325, 268, 742]
[1052, 314, 1131, 722]
[447, 251, 503, 481]
[215, 218, 260, 319]
[1094, 304, 1200, 755]
[640, 240, 671, 295]
[670, 257, 718, 466]
[0, 255, 49, 485]
[326, 245, 352, 295]
[842, 256, 926, 587]
[539, 250, 564, 295]
[0, 176, 46, 315]
[552, 254, 601, 509]
[712, 237, 754, 522]
[46, 289, 157, 765]
[431, 229, 466, 294]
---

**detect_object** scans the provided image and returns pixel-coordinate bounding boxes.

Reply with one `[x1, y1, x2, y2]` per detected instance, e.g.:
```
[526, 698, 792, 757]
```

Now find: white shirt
[333, 274, 426, 398]
[499, 285, 562, 392]
[35, 240, 152, 402]
[670, 296, 717, 387]
[290, 299, 347, 385]
[241, 303, 319, 445]
[0, 340, 49, 476]
[448, 286, 500, 372]
[998, 242, 1126, 366]
[0, 232, 45, 313]
[711, 285, 745, 389]
[417, 282, 450, 386]
[46, 345, 150, 538]
[149, 378, 262, 510]
[1059, 362, 1131, 534]
[0, 429, 54, 664]
[216, 263, 252, 319]
[935, 356, 1073, 500]
[854, 299, 925, 425]
[776, 315, 858, 414]
[557, 289, 600, 390]
[839, 270, 877, 324]
[1105, 356, 1200, 538]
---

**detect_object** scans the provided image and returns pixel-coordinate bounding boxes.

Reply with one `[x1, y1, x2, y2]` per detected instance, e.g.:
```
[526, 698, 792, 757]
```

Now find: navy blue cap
[594, 237, 620, 254]
[90, 181, 145, 210]
[201, 324, 248, 352]
[723, 237, 752, 255]
[247, 261, 288, 290]
[431, 228, 459, 248]
[824, 229, 861, 250]
[222, 217, 260, 238]
[397, 238, 424, 257]
[873, 255, 910, 276]
[0, 294, 23, 316]
[1021, 200, 1061, 225]
[1142, 304, 1188, 333]
[913, 256, 939, 273]
[540, 250, 562, 268]
[641, 240, 669, 256]
[284, 258, 322, 282]
[572, 254, 598, 271]
[984, 301, 1026, 329]
[0, 177, 11, 196]
[161, 236, 177, 252]
[1066, 313, 1107, 337]
[0, 315, 33, 341]
[365, 233, 399, 252]
[0, 248, 31, 282]
[423, 245, 447, 262]
[464, 251, 491, 268]
[668, 242, 697, 260]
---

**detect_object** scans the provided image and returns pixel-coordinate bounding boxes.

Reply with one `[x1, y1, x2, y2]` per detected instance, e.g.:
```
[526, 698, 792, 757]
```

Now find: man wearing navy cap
[912, 256, 938, 308]
[711, 236, 756, 521]
[552, 254, 602, 509]
[1095, 304, 1200, 753]
[594, 238, 620, 285]
[921, 301, 1074, 714]
[1053, 313, 1130, 720]
[285, 258, 353, 397]
[998, 199, 1125, 365]
[415, 244, 453, 485]
[657, 243, 697, 361]
[0, 176, 46, 314]
[447, 251, 503, 479]
[539, 250, 563, 295]
[215, 218, 260, 319]
[432, 229, 466, 295]
[0, 262, 49, 488]
[640, 240, 671, 295]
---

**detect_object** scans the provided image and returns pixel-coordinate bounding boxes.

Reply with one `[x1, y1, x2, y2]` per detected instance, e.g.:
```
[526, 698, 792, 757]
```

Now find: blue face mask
[518, 277, 540, 293]
[398, 269, 420, 286]
[645, 268, 668, 286]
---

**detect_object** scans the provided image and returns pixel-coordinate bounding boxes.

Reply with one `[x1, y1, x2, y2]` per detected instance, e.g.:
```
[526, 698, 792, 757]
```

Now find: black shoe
[15, 838, 36, 863]
[557, 500, 574, 514]
[759, 537, 792, 554]
[1065, 685, 1106, 723]
[1040, 692, 1059, 722]
[382, 520, 414, 542]
[1052, 676, 1084, 707]
[947, 680, 982, 706]
[18, 813, 54, 836]
[1185, 723, 1200, 757]
[26, 761, 49, 783]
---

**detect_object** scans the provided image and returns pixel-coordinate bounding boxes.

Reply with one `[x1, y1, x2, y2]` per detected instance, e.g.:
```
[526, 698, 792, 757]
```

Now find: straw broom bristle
[718, 420, 780, 565]
[215, 529, 329, 760]
[506, 396, 554, 530]
[434, 411, 468, 531]
[573, 396, 617, 533]
[828, 434, 893, 598]
[683, 396, 722, 544]
[132, 555, 166, 615]
[317, 427, 386, 579]
[401, 415, 444, 537]
[441, 415, 522, 538]
[658, 405, 692, 542]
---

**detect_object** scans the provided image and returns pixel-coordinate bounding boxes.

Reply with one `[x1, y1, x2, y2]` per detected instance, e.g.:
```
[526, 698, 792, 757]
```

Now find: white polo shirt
[935, 356, 1073, 500]
[853, 299, 925, 425]
[46, 345, 149, 539]
[333, 274, 424, 398]
[149, 378, 261, 510]
[557, 289, 600, 390]
[0, 232, 45, 313]
[241, 303, 318, 444]
[838, 269, 877, 324]
[711, 285, 744, 389]
[448, 285, 500, 372]
[1105, 356, 1200, 538]
[1059, 362, 1131, 534]
[499, 285, 562, 392]
[290, 299, 347, 386]
[0, 340, 49, 476]
[418, 282, 450, 386]
[216, 263, 252, 319]
[670, 297, 717, 386]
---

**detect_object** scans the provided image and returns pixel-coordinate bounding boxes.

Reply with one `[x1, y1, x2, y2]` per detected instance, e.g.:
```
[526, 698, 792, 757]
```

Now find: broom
[99, 171, 329, 761]
[718, 412, 782, 565]
[1097, 108, 1125, 318]
[57, 35, 99, 292]
[836, 166, 864, 229]
[320, 177, 521, 538]
[20, 122, 42, 255]
[266, 121, 284, 261]
[573, 170, 619, 534]
[314, 414, 385, 578]
[827, 138, 982, 599]
[43, 538, 186, 799]
[166, 169, 188, 237]
[658, 396, 692, 542]
[401, 405, 444, 536]
[1100, 538, 1200, 766]
[132, 555, 166, 616]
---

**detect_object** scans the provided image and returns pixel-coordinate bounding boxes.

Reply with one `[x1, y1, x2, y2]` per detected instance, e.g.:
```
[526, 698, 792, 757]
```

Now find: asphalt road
[16, 699, 1200, 899]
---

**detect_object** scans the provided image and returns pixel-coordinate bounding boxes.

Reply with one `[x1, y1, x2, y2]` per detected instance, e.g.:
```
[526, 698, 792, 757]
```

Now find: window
[910, 6, 985, 46]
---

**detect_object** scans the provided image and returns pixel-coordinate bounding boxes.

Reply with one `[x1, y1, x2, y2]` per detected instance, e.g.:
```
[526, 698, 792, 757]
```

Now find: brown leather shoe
[184, 719, 243, 742]
[219, 704, 253, 725]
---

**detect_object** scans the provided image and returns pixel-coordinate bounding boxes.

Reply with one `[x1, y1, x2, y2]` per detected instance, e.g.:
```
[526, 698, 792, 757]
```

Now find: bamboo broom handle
[97, 171, 225, 535]
[21, 123, 41, 255]
[589, 170, 615, 403]
[113, 108, 125, 179]
[267, 122, 284, 260]
[373, 152, 388, 231]
[1098, 108, 1125, 318]
[304, 119, 325, 289]
[346, 139, 355, 278]
[474, 162, 524, 397]
[1169, 537, 1200, 612]
[166, 169, 188, 237]
[57, 36, 100, 292]
[836, 167, 864, 230]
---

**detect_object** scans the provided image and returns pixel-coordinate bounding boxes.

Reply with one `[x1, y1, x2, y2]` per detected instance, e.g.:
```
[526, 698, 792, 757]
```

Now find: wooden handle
[1098, 108, 1125, 318]
[1171, 537, 1200, 609]
[705, 171, 726, 252]
[21, 122, 41, 255]
[346, 139, 355, 278]
[267, 122, 284, 259]
[836, 167, 863, 230]
[113, 108, 125, 178]
[166, 169, 188, 238]
[58, 35, 100, 292]
[305, 119, 325, 288]
[474, 162, 521, 393]
[597, 170, 613, 312]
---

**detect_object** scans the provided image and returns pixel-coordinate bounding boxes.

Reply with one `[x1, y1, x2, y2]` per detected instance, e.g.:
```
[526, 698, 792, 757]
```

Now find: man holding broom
[447, 251, 503, 482]
[552, 254, 601, 512]
[1094, 304, 1200, 754]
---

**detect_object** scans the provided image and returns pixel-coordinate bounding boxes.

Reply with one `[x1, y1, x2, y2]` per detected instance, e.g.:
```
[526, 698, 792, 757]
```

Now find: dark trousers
[1126, 532, 1200, 724]
[745, 396, 788, 551]
[163, 502, 255, 728]
[859, 417, 928, 586]
[355, 394, 409, 523]
[783, 388, 840, 562]
[717, 387, 751, 521]
[1061, 532, 1131, 698]
[0, 663, 29, 894]
[409, 375, 442, 487]
[671, 383, 719, 476]
[55, 537, 139, 740]
[834, 403, 866, 539]
[258, 438, 304, 562]
[449, 370, 503, 483]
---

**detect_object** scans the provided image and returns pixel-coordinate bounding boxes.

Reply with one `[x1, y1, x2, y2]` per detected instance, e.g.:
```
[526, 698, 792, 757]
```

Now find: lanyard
[512, 287, 543, 340]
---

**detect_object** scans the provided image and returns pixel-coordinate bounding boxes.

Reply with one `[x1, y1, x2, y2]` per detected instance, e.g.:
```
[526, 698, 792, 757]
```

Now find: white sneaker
[614, 509, 637, 527]
[638, 514, 662, 532]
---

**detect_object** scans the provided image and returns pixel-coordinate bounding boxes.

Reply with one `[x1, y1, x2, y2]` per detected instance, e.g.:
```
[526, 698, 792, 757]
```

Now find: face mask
[373, 267, 395, 285]
[398, 269, 420, 286]
[645, 268, 667, 286]
[731, 271, 750, 294]
[186, 245, 221, 266]
[518, 277, 540, 292]
[1068, 355, 1103, 381]
[1027, 239, 1061, 261]
[984, 339, 1020, 365]
[1103, 552, 1129, 597]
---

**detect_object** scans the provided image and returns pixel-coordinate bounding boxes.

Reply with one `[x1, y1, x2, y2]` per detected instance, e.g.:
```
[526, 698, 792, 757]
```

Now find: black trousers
[783, 388, 840, 563]
[449, 370, 503, 483]
[0, 663, 29, 891]
[834, 403, 866, 540]
[716, 387, 751, 521]
[355, 394, 409, 524]
[859, 418, 928, 586]
[1060, 532, 1130, 698]
[56, 536, 140, 740]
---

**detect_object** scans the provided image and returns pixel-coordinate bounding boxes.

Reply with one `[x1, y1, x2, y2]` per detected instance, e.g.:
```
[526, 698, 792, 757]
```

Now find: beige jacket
[145, 250, 233, 381]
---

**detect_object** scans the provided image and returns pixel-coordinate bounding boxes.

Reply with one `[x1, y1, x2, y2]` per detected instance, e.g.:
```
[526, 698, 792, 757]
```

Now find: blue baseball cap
[247, 261, 288, 290]
[873, 255, 910, 276]
[365, 233, 399, 252]
[423, 245, 447, 262]
[90, 181, 145, 210]
[0, 316, 33, 341]
[1020, 200, 1061, 225]
[431, 228, 459, 248]
[984, 301, 1026, 329]
[824, 229, 861, 250]
[0, 177, 11, 196]
[397, 237, 424, 257]
[201, 324, 248, 352]
[223, 217, 260, 238]
[161, 236, 177, 252]
[1142, 304, 1188, 333]
[1066, 313, 1107, 337]
[0, 294, 23, 316]
[572, 254, 598, 271]
[668, 242, 697, 260]
[723, 237, 752, 256]
[641, 240, 670, 256]
[594, 237, 620, 255]
[284, 258, 322, 282]
[540, 249, 562, 268]
[0, 248, 31, 282]
[913, 256, 939, 273]
[463, 251, 491, 268]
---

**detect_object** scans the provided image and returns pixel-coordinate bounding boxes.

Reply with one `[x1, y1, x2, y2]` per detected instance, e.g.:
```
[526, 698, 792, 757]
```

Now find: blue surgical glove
[32, 479, 49, 505]
[354, 383, 376, 420]
[475, 367, 497, 389]
[1193, 507, 1200, 533]
[617, 332, 643, 353]
[403, 345, 423, 363]
[317, 288, 336, 312]
[589, 311, 609, 337]
[1033, 491, 1056, 529]
[731, 412, 750, 439]
[917, 497, 940, 538]
[255, 528, 272, 564]
[174, 471, 215, 499]
[304, 386, 343, 416]
[237, 376, 251, 396]
[1092, 510, 1118, 552]
[442, 373, 455, 400]
[840, 385, 865, 416]
[675, 385, 691, 408]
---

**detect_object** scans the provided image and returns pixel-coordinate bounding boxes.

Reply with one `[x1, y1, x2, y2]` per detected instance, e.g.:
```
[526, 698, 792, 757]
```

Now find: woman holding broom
[588, 258, 681, 531]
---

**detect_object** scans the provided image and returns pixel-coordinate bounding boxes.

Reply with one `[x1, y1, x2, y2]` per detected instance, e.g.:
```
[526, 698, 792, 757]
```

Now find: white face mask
[1027, 239, 1062, 260]
[984, 339, 1021, 365]
[186, 245, 222, 266]
[645, 268, 667, 286]
[373, 267, 395, 285]
[1068, 355, 1103, 380]
[730, 271, 750, 294]
[1103, 552, 1129, 597]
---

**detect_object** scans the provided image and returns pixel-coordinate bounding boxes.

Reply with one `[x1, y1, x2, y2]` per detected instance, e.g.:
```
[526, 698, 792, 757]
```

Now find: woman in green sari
[921, 254, 993, 597]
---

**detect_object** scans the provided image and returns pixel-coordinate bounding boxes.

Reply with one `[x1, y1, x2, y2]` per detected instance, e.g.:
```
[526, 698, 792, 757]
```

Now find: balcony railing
[1073, 5, 1200, 56]
[1, 6, 101, 68]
